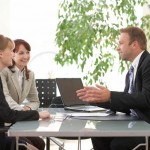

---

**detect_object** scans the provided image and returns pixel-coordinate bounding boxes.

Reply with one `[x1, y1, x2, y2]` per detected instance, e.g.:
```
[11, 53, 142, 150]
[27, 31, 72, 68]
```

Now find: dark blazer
[97, 51, 150, 123]
[0, 78, 39, 150]
[110, 50, 150, 123]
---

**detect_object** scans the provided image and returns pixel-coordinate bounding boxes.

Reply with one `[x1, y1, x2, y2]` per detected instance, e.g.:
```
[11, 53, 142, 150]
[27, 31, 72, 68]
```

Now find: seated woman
[1, 39, 39, 111]
[1, 39, 45, 150]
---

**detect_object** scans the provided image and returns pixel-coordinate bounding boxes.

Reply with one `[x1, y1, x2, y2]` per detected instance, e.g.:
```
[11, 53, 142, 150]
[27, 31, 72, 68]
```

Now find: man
[76, 26, 150, 150]
[0, 34, 50, 150]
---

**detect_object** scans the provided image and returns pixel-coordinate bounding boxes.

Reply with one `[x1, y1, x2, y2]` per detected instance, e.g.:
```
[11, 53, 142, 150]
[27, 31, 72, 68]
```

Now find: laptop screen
[56, 78, 88, 107]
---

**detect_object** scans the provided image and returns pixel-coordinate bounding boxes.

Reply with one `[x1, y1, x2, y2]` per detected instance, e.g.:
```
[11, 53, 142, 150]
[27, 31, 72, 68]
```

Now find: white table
[8, 108, 150, 150]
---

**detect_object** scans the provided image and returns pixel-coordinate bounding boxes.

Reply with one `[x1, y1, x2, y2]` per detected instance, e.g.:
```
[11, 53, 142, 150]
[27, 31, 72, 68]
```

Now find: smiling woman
[1, 39, 40, 110]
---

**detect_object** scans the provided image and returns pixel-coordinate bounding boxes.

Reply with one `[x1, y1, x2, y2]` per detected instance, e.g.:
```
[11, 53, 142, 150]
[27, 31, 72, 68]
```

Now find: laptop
[56, 78, 106, 112]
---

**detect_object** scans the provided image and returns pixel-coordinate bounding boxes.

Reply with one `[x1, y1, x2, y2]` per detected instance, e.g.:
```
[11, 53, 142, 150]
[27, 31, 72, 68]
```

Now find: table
[8, 108, 150, 150]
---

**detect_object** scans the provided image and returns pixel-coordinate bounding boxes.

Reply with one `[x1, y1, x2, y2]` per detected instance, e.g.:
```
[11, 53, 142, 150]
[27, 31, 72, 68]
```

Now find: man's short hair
[120, 27, 147, 50]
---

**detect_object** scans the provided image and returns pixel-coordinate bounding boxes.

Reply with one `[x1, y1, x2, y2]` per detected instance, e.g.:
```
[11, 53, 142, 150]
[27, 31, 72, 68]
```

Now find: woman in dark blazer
[1, 39, 46, 150]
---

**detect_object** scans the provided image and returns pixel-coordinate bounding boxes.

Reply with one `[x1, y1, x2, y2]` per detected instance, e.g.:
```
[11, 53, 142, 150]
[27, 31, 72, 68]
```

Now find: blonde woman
[0, 34, 50, 150]
[1, 39, 46, 150]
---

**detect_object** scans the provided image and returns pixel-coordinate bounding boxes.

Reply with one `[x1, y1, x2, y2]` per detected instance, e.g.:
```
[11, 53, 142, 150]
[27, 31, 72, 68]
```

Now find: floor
[49, 138, 93, 150]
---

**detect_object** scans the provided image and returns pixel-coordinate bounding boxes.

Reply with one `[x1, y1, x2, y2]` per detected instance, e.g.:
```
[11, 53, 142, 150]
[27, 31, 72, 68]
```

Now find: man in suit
[0, 34, 50, 150]
[77, 26, 150, 150]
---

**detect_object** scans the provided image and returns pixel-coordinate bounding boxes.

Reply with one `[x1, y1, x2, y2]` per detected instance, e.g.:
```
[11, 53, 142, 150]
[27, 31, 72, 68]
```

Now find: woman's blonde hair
[0, 34, 15, 51]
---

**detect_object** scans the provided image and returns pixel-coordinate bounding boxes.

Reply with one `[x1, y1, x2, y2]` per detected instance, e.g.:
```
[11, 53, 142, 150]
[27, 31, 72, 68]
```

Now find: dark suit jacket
[0, 78, 39, 150]
[98, 51, 150, 124]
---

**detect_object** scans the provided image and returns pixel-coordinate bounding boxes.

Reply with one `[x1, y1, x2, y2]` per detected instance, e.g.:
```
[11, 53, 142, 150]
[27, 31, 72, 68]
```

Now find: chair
[50, 96, 64, 108]
[36, 79, 56, 108]
[36, 79, 64, 150]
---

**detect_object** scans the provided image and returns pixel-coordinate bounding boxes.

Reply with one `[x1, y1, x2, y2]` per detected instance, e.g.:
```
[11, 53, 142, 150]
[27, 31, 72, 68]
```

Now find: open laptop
[56, 78, 106, 112]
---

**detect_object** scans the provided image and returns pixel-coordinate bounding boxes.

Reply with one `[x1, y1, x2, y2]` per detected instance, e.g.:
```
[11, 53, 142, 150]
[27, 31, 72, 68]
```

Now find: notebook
[56, 78, 106, 112]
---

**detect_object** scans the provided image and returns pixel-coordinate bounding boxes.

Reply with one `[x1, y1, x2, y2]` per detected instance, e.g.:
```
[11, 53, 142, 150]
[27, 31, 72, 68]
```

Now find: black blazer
[110, 50, 150, 123]
[0, 78, 39, 150]
[97, 51, 150, 123]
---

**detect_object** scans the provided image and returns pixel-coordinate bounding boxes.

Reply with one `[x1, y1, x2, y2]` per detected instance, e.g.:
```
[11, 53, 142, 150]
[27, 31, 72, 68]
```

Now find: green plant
[55, 0, 150, 84]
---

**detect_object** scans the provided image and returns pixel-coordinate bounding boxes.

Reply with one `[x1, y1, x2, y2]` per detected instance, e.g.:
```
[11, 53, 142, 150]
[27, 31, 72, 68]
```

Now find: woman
[1, 39, 39, 111]
[1, 39, 45, 150]
[0, 34, 50, 150]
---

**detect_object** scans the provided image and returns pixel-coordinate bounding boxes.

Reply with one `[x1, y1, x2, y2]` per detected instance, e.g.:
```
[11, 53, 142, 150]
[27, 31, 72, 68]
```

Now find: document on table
[55, 112, 139, 121]
[36, 120, 62, 131]
[66, 112, 110, 117]
[55, 112, 112, 121]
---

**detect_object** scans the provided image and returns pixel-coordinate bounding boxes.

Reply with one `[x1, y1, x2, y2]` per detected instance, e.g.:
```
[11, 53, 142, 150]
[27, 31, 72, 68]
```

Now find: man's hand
[76, 84, 111, 103]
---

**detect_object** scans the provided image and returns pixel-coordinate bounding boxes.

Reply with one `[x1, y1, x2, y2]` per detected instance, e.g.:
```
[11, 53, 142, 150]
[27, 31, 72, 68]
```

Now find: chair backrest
[36, 79, 56, 108]
[50, 96, 64, 108]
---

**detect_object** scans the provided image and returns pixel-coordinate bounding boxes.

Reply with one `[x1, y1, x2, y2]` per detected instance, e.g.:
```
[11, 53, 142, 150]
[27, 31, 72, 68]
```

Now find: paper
[67, 112, 110, 117]
[84, 120, 98, 129]
[36, 121, 62, 131]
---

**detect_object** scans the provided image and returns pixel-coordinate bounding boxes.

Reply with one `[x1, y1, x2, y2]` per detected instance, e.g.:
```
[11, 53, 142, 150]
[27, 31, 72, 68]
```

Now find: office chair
[36, 79, 64, 150]
[36, 79, 56, 108]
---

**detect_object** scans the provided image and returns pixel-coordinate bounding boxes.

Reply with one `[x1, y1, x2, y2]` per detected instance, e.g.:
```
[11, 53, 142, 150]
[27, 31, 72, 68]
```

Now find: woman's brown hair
[9, 39, 31, 80]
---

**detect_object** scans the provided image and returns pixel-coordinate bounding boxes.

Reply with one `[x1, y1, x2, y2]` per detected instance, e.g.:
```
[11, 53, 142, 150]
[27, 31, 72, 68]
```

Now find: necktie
[128, 66, 134, 94]
[128, 66, 137, 116]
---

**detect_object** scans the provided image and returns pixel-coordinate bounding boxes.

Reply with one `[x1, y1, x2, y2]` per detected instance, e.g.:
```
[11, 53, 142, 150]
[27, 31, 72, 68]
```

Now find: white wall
[0, 0, 11, 36]
[9, 0, 84, 80]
